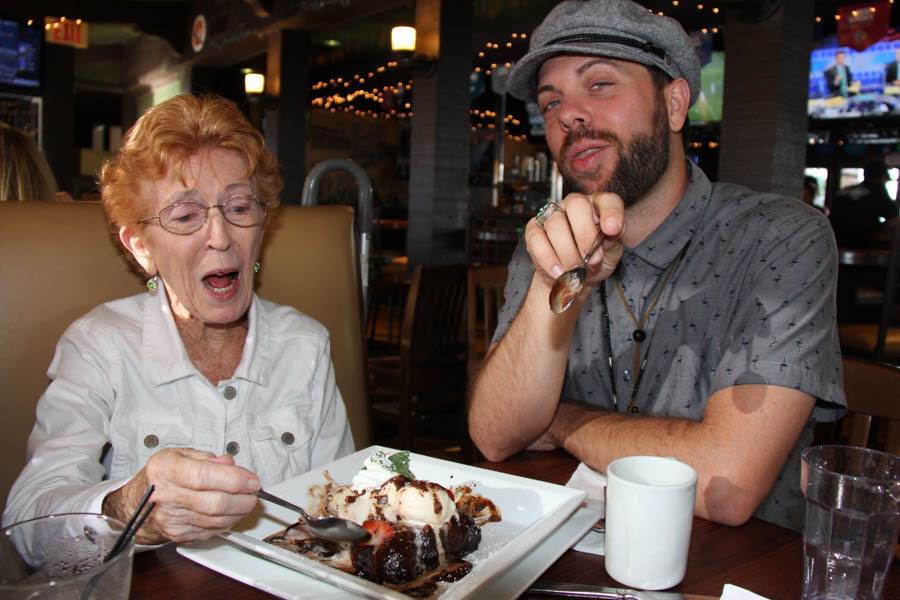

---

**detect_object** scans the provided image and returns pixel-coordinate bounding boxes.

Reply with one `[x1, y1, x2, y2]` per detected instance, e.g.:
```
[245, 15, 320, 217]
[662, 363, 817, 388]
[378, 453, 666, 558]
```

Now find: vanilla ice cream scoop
[327, 450, 461, 527]
[383, 478, 458, 527]
[328, 475, 458, 528]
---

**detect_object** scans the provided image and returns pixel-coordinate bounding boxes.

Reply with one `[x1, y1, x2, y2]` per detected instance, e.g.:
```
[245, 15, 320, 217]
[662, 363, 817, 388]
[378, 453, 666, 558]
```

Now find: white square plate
[177, 446, 595, 599]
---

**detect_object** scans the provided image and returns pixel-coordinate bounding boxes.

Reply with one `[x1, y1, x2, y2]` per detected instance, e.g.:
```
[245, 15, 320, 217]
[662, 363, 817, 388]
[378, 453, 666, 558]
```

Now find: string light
[306, 8, 720, 131]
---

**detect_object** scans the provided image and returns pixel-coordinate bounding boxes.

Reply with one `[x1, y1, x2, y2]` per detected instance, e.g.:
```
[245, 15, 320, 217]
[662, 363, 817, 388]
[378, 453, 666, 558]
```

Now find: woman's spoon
[256, 490, 371, 543]
[549, 236, 603, 314]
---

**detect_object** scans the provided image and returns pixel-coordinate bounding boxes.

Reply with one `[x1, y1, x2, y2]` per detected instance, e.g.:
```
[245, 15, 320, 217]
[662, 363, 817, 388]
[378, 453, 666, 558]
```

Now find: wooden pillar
[718, 0, 813, 199]
[269, 30, 309, 205]
[406, 0, 473, 268]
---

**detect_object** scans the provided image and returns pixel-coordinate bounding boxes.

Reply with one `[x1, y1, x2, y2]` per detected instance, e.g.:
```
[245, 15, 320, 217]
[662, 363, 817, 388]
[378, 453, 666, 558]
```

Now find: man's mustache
[560, 128, 620, 158]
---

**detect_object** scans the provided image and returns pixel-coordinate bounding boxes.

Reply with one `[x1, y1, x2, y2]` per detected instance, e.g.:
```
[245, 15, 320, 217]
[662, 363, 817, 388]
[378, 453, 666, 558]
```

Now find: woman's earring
[146, 276, 158, 291]
[254, 262, 261, 273]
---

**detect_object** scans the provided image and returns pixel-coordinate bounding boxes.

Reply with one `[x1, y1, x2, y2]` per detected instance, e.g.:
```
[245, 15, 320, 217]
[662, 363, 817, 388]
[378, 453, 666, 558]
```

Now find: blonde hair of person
[99, 93, 282, 229]
[0, 121, 58, 202]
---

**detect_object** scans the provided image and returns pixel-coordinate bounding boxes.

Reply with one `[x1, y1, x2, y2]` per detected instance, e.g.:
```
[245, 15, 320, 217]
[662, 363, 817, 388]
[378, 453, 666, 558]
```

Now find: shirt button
[281, 432, 295, 445]
[143, 434, 159, 449]
[226, 441, 240, 455]
[223, 386, 237, 400]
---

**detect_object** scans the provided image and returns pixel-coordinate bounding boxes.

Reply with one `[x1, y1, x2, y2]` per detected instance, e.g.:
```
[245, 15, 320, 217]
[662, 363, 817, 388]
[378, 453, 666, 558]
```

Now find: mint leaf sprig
[388, 450, 415, 479]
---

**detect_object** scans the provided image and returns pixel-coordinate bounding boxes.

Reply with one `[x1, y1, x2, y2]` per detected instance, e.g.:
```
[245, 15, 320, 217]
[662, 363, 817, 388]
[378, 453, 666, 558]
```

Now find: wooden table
[129, 450, 900, 599]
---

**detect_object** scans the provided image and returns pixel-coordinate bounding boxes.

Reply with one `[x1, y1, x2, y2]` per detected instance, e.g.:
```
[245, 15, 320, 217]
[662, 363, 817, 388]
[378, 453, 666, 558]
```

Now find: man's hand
[103, 448, 260, 544]
[526, 192, 626, 297]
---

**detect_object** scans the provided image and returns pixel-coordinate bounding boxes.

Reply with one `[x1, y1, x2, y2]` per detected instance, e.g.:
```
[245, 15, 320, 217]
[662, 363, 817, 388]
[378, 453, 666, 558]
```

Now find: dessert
[264, 450, 500, 596]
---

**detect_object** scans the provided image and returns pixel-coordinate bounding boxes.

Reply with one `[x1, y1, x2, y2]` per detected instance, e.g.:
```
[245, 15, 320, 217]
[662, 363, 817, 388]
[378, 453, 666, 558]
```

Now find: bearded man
[467, 0, 846, 531]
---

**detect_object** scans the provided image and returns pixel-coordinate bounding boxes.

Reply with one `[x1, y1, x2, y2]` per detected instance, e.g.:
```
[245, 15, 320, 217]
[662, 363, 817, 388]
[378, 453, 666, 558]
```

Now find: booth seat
[0, 202, 370, 515]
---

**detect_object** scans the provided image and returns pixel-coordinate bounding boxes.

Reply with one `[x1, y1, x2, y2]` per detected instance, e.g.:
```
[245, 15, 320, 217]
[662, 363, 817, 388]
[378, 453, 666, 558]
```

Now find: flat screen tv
[0, 19, 41, 89]
[808, 33, 900, 119]
[688, 31, 724, 125]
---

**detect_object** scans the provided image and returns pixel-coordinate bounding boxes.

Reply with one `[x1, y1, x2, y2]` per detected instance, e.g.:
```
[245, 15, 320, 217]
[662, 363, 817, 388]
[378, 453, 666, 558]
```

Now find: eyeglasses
[139, 194, 270, 235]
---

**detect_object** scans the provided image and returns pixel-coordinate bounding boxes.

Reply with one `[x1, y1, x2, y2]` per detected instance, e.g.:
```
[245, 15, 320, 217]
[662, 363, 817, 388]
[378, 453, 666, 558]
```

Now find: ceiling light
[391, 26, 416, 53]
[244, 72, 265, 95]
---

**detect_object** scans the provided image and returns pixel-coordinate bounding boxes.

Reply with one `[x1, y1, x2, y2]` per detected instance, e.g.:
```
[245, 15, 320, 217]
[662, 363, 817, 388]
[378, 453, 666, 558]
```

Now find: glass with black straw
[0, 484, 156, 599]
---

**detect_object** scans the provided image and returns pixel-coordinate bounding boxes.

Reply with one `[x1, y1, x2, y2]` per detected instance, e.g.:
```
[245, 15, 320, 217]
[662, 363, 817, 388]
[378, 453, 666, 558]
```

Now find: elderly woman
[3, 94, 354, 544]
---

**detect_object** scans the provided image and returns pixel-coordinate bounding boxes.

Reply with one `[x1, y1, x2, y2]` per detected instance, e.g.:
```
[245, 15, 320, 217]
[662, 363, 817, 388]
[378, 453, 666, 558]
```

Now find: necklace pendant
[632, 328, 646, 342]
[629, 405, 640, 414]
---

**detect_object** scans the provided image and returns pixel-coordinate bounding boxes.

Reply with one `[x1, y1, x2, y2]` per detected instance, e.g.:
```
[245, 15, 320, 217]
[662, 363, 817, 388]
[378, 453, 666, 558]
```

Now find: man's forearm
[546, 401, 745, 523]
[468, 277, 585, 461]
[548, 401, 697, 475]
[546, 386, 814, 526]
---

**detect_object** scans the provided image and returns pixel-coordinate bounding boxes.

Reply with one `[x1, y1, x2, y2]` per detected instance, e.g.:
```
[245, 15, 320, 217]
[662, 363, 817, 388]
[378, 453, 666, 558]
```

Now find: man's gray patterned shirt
[493, 162, 846, 531]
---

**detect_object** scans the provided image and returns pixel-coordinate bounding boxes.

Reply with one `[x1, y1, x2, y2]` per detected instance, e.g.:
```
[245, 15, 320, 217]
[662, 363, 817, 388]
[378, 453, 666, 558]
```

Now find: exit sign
[44, 17, 88, 49]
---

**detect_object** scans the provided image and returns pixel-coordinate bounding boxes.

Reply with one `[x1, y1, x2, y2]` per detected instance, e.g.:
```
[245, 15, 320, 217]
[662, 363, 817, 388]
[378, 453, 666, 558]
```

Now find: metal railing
[301, 158, 373, 307]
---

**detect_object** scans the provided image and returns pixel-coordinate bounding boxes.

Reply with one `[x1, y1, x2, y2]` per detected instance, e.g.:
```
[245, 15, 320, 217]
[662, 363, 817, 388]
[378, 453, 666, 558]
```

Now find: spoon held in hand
[256, 489, 371, 543]
[549, 236, 602, 314]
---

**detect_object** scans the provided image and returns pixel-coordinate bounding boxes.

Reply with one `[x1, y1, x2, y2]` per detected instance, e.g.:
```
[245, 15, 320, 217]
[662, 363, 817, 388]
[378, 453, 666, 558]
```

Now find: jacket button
[281, 432, 295, 445]
[223, 386, 237, 400]
[226, 441, 240, 455]
[143, 434, 159, 449]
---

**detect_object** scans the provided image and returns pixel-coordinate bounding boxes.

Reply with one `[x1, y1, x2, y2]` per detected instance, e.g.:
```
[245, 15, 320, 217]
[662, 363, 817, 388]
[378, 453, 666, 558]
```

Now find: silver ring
[535, 201, 563, 228]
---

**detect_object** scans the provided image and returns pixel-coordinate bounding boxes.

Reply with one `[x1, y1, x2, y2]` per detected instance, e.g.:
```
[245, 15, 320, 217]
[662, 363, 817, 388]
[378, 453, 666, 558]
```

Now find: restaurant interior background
[4, 0, 900, 457]
[8, 1, 900, 261]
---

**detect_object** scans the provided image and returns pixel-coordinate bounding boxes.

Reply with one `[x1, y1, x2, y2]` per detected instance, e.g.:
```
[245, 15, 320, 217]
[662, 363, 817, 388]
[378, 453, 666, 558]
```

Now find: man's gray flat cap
[507, 0, 701, 106]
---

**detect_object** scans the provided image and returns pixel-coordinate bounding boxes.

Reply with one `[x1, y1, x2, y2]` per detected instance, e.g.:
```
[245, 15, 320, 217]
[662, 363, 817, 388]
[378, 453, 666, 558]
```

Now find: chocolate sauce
[387, 561, 473, 598]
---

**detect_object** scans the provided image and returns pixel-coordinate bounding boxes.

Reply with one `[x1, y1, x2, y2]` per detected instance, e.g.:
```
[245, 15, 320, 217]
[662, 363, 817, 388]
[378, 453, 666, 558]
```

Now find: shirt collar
[142, 289, 269, 386]
[625, 160, 712, 269]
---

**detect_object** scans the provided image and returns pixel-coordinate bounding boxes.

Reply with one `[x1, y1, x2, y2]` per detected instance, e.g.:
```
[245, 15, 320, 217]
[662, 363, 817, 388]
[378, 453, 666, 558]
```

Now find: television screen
[808, 34, 900, 119]
[688, 31, 724, 124]
[0, 19, 41, 89]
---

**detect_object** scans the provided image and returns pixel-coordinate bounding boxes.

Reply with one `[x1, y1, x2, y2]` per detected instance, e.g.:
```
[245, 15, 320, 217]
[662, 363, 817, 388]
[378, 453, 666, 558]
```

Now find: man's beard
[557, 94, 670, 208]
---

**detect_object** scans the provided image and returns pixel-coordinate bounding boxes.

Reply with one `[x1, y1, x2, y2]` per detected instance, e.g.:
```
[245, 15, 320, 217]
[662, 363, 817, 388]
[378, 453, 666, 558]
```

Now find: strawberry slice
[362, 519, 395, 545]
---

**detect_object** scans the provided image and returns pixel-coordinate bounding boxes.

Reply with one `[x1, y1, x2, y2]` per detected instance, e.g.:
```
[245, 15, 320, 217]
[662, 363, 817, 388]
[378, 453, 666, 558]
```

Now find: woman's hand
[102, 448, 261, 544]
[525, 192, 625, 294]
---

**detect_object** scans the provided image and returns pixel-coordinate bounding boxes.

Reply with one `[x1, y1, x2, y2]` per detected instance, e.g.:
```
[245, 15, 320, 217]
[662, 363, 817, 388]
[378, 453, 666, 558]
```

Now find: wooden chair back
[400, 264, 468, 390]
[839, 354, 900, 560]
[368, 264, 468, 456]
[840, 355, 900, 455]
[839, 227, 900, 362]
[467, 264, 508, 377]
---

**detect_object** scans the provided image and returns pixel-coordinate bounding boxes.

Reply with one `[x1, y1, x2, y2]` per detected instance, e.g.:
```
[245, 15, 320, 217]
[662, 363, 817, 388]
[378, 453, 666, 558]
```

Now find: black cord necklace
[600, 244, 688, 413]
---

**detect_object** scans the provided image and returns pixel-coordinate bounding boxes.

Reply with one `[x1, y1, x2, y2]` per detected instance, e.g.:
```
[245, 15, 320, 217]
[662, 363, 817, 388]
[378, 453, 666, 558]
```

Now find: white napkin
[720, 583, 771, 600]
[564, 462, 607, 555]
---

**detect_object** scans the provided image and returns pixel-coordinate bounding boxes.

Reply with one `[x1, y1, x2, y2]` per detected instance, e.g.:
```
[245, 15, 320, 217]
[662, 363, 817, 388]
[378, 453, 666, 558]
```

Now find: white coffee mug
[604, 456, 698, 590]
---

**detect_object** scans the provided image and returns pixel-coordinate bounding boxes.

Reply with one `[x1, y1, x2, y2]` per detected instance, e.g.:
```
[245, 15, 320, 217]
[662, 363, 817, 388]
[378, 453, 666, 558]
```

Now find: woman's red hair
[99, 93, 282, 228]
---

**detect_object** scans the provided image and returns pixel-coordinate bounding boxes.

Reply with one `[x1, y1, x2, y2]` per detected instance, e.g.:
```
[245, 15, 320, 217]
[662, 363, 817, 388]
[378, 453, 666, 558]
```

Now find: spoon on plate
[549, 235, 603, 314]
[256, 489, 371, 543]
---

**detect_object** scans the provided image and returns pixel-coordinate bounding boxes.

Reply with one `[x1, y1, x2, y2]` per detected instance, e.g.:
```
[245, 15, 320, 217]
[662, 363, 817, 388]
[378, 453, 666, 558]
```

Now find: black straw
[81, 485, 157, 600]
[104, 484, 156, 562]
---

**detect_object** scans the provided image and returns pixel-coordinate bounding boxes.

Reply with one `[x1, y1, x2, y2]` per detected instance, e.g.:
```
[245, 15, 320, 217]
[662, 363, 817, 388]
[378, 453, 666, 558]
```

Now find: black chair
[367, 264, 471, 461]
